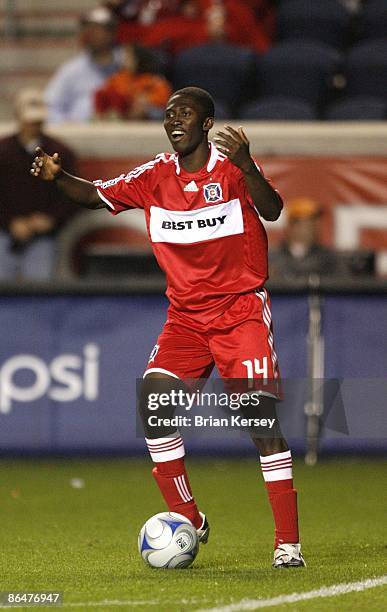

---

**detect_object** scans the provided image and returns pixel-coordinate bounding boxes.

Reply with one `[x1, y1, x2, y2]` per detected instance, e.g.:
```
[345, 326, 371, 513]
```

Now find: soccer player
[31, 87, 305, 568]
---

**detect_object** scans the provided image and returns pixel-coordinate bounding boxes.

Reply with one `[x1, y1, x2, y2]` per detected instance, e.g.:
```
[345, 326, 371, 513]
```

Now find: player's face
[164, 95, 211, 156]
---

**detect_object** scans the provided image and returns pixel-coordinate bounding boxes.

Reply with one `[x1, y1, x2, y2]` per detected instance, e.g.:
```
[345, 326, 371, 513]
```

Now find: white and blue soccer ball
[138, 512, 199, 569]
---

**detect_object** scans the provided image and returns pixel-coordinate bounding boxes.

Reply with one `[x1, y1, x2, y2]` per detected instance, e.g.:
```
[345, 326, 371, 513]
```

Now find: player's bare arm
[30, 147, 104, 210]
[214, 126, 282, 221]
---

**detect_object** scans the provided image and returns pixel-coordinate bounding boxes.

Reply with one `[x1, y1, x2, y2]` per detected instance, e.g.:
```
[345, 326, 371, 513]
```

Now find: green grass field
[0, 457, 386, 611]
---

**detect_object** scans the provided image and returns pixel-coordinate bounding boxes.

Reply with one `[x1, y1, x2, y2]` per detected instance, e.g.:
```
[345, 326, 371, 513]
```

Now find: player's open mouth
[171, 130, 186, 142]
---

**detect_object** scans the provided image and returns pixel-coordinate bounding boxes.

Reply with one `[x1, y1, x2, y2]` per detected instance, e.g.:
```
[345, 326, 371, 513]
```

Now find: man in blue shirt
[45, 7, 122, 123]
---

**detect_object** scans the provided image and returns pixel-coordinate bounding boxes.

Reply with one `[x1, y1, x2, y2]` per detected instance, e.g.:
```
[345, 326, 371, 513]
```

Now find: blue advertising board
[0, 294, 385, 454]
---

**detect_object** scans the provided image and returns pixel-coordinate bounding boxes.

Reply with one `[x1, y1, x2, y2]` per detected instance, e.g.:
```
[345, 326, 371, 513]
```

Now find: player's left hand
[214, 126, 253, 172]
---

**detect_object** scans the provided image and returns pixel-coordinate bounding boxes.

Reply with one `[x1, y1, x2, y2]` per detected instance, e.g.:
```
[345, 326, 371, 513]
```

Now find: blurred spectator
[185, 1, 271, 52]
[106, 0, 180, 23]
[105, 0, 183, 46]
[111, 1, 270, 55]
[245, 1, 276, 41]
[0, 89, 77, 280]
[95, 43, 172, 120]
[269, 197, 340, 280]
[137, 1, 205, 54]
[45, 7, 122, 123]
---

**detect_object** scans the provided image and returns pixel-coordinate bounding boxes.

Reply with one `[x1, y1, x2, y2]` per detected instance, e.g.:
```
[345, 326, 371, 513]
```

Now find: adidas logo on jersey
[183, 181, 199, 192]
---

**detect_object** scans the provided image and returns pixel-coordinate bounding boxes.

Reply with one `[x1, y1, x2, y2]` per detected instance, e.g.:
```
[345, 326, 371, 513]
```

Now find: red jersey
[95, 143, 276, 327]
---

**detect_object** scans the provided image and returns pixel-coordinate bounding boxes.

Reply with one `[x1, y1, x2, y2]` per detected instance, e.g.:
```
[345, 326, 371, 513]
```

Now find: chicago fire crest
[203, 183, 223, 203]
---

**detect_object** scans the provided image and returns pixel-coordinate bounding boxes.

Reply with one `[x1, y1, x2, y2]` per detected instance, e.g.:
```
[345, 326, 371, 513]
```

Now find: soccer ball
[138, 512, 199, 569]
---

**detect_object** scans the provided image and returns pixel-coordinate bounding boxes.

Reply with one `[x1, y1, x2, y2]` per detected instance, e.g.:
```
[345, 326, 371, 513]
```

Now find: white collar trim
[174, 154, 181, 175]
[207, 142, 220, 172]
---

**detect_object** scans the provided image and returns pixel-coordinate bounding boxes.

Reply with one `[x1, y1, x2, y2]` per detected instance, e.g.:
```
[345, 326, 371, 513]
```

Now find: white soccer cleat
[197, 512, 210, 544]
[272, 543, 306, 568]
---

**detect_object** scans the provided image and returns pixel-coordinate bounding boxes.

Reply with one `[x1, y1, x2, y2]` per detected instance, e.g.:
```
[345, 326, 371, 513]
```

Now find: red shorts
[144, 289, 280, 397]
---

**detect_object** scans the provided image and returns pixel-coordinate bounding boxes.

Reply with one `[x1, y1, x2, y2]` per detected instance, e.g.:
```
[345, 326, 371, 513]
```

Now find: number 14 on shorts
[242, 357, 268, 381]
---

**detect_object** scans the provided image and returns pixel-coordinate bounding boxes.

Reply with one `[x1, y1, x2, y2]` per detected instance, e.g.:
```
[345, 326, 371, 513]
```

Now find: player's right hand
[30, 147, 62, 181]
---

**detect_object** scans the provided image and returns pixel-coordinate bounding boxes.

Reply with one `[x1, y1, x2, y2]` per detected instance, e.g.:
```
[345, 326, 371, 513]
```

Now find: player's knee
[137, 374, 187, 439]
[252, 436, 289, 456]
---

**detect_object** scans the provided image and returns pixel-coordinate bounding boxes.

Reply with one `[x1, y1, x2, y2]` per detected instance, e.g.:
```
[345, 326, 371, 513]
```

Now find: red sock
[260, 451, 299, 548]
[152, 458, 202, 529]
[145, 434, 202, 528]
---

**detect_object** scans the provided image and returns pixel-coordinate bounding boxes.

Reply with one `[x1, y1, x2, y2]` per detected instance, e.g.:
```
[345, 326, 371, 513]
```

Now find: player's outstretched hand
[30, 147, 62, 181]
[214, 126, 253, 172]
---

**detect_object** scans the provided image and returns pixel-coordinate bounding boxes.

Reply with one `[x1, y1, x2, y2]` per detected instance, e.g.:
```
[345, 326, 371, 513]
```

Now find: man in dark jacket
[0, 88, 77, 280]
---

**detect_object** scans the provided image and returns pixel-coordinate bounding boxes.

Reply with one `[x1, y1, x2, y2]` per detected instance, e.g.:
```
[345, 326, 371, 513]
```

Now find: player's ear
[203, 117, 214, 132]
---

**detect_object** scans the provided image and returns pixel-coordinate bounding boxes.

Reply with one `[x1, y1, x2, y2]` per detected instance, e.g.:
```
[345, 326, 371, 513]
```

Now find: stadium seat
[173, 42, 256, 114]
[277, 0, 351, 48]
[257, 41, 341, 107]
[358, 0, 387, 41]
[344, 39, 387, 99]
[239, 96, 317, 120]
[325, 96, 387, 121]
